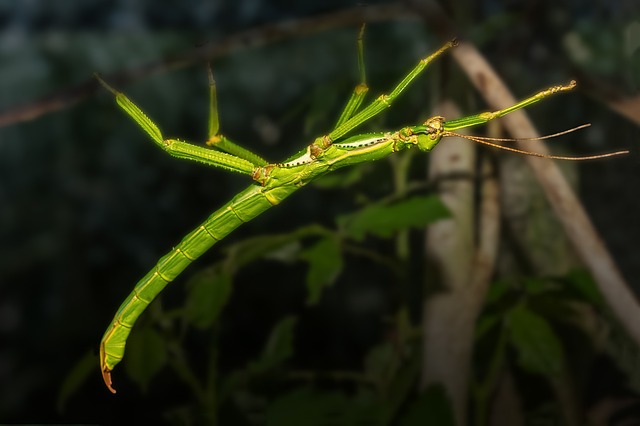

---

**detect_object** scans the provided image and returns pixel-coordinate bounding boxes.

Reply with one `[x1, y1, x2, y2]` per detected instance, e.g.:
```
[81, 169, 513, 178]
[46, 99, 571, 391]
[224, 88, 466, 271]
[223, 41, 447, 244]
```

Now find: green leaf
[381, 345, 422, 423]
[507, 305, 564, 377]
[398, 384, 456, 426]
[185, 266, 232, 329]
[523, 277, 557, 295]
[224, 233, 301, 271]
[395, 307, 413, 347]
[338, 195, 449, 241]
[57, 350, 96, 412]
[312, 164, 368, 189]
[299, 237, 343, 305]
[266, 387, 384, 425]
[475, 313, 501, 341]
[364, 341, 396, 383]
[565, 269, 603, 306]
[266, 387, 348, 426]
[249, 316, 297, 375]
[123, 326, 168, 393]
[263, 240, 302, 263]
[221, 318, 299, 401]
[484, 280, 510, 305]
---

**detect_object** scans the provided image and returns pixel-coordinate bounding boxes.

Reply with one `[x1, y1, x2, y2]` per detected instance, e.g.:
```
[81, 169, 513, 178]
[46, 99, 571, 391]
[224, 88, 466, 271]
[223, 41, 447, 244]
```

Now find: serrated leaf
[185, 266, 232, 329]
[123, 326, 168, 393]
[299, 237, 343, 305]
[398, 384, 455, 426]
[249, 316, 297, 375]
[57, 350, 96, 412]
[507, 305, 564, 377]
[338, 195, 449, 241]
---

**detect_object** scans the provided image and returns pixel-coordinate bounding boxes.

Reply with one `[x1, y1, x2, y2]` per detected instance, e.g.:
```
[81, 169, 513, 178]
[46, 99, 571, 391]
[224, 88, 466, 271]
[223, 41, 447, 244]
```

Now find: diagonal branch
[571, 69, 640, 126]
[0, 3, 415, 129]
[450, 40, 640, 345]
[407, 0, 640, 348]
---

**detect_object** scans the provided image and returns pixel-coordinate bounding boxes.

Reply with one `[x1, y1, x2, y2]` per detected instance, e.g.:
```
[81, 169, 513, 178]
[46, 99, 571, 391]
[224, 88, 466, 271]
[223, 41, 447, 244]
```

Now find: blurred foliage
[1, 0, 639, 424]
[57, 193, 451, 423]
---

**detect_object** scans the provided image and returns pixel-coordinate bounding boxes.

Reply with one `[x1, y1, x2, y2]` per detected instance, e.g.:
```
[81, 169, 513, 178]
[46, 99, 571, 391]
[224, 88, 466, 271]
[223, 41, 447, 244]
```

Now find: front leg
[334, 24, 369, 129]
[307, 39, 457, 157]
[96, 74, 260, 175]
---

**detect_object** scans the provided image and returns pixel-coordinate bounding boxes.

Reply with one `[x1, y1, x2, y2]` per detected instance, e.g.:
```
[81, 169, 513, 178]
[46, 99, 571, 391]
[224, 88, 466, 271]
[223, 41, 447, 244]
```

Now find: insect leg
[334, 24, 369, 128]
[205, 66, 268, 166]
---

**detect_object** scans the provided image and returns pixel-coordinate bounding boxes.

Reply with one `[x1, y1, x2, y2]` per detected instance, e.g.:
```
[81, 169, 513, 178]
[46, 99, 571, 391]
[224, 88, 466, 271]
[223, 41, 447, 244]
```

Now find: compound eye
[424, 116, 444, 134]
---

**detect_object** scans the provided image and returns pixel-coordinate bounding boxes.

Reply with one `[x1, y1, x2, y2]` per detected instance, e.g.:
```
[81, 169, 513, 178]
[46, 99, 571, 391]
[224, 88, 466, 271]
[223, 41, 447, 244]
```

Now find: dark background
[0, 0, 638, 424]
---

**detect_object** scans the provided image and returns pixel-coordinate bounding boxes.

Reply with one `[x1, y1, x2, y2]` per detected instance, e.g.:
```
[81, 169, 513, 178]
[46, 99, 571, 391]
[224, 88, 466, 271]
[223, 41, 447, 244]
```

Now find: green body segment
[325, 130, 438, 169]
[100, 182, 299, 374]
[164, 139, 257, 175]
[97, 37, 604, 393]
[442, 81, 577, 131]
[99, 129, 434, 378]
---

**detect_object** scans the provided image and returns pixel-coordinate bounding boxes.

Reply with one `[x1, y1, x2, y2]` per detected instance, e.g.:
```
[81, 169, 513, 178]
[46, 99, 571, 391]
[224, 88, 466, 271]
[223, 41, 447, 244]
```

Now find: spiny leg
[413, 81, 628, 159]
[324, 39, 458, 143]
[334, 24, 369, 129]
[95, 74, 259, 175]
[442, 80, 577, 131]
[204, 66, 268, 166]
[207, 64, 220, 139]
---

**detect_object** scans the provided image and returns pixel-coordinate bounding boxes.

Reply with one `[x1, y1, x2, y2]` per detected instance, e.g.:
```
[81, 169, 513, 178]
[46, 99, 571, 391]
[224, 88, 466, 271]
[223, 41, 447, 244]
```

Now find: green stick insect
[96, 34, 627, 393]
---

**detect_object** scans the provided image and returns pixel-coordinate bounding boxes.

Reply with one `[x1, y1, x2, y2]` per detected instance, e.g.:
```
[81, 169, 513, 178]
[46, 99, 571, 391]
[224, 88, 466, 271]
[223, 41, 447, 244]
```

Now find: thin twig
[572, 70, 640, 126]
[0, 4, 415, 129]
[600, 93, 640, 126]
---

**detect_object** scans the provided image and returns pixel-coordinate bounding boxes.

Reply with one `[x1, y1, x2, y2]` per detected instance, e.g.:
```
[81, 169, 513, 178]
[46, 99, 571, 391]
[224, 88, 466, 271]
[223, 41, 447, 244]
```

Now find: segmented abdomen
[100, 182, 296, 371]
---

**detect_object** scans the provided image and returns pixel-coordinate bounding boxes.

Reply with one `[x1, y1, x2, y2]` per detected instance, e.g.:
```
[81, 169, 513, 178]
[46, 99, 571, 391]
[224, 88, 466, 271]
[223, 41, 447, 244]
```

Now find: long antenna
[443, 125, 629, 160]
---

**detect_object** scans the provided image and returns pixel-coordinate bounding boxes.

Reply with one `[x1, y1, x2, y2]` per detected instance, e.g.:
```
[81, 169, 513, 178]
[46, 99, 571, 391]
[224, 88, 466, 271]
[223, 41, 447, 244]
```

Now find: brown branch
[600, 93, 640, 126]
[422, 101, 500, 425]
[422, 104, 477, 408]
[571, 69, 640, 126]
[0, 3, 416, 129]
[450, 42, 640, 346]
[408, 0, 640, 349]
